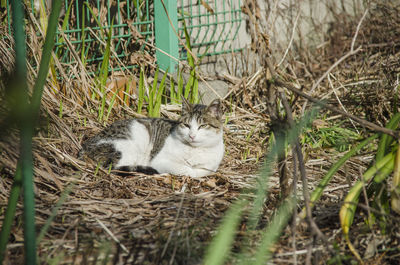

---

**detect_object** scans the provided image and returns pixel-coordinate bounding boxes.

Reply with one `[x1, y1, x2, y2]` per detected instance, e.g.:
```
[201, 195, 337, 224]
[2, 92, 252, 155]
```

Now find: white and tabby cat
[80, 99, 224, 178]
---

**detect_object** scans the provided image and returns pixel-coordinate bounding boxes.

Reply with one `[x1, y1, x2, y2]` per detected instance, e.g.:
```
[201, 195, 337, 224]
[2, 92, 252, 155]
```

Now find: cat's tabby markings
[79, 99, 224, 178]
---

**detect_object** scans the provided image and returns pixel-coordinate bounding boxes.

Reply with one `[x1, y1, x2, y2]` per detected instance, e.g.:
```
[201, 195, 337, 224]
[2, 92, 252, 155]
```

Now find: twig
[96, 218, 129, 253]
[351, 9, 369, 51]
[196, 72, 223, 99]
[301, 9, 368, 114]
[275, 246, 324, 257]
[300, 46, 361, 114]
[274, 78, 400, 139]
[268, 53, 397, 140]
[280, 92, 336, 258]
[161, 190, 186, 260]
[305, 240, 313, 265]
[291, 145, 298, 265]
[327, 74, 359, 133]
[277, 12, 300, 67]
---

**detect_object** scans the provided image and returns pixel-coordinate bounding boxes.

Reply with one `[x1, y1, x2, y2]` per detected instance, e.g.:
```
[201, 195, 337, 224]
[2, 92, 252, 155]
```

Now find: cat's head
[176, 98, 223, 147]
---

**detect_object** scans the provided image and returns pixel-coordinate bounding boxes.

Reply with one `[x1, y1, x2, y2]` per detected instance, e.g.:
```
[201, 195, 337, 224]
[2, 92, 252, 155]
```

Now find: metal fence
[178, 0, 242, 58]
[2, 0, 243, 73]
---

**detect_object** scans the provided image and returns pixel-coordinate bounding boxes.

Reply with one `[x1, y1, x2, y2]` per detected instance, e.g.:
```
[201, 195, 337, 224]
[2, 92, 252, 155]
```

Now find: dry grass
[1, 1, 400, 264]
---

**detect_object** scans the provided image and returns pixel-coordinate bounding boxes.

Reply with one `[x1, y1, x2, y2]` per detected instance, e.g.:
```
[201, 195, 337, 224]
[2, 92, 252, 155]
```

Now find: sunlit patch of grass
[301, 119, 361, 152]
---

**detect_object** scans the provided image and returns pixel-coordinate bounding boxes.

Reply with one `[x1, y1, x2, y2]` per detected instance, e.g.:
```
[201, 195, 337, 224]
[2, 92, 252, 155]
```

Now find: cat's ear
[181, 96, 192, 113]
[206, 99, 223, 119]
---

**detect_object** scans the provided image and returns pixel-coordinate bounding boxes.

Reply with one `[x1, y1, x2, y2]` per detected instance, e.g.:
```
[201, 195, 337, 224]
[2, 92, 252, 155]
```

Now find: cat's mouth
[185, 138, 200, 146]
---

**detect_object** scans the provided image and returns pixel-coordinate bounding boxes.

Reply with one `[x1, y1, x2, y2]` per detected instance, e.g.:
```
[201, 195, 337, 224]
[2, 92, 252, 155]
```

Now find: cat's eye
[198, 124, 208, 129]
[182, 123, 190, 128]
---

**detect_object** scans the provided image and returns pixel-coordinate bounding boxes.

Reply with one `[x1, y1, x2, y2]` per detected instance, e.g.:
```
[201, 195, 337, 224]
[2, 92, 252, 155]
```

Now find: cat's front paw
[192, 167, 216, 178]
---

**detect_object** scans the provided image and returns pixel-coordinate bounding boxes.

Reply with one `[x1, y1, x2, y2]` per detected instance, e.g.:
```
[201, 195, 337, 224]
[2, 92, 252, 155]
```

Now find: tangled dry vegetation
[1, 1, 400, 264]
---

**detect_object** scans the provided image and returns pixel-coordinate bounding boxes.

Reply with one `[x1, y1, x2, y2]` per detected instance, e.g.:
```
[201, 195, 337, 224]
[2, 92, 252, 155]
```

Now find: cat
[79, 99, 224, 178]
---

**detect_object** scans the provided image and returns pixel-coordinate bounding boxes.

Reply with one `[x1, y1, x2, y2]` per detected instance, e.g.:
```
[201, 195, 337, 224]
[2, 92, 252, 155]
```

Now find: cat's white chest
[150, 134, 224, 178]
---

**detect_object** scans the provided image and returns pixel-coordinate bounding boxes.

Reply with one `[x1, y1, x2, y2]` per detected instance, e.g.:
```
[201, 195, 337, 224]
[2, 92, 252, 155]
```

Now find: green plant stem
[153, 69, 169, 117]
[235, 107, 320, 265]
[31, 0, 63, 120]
[203, 199, 248, 265]
[305, 134, 379, 214]
[376, 113, 400, 161]
[340, 151, 395, 235]
[20, 125, 36, 264]
[10, 0, 27, 77]
[97, 24, 112, 122]
[248, 107, 320, 230]
[137, 68, 145, 114]
[254, 197, 296, 265]
[0, 0, 28, 261]
[0, 1, 62, 264]
[0, 0, 30, 263]
[27, 1, 62, 263]
[0, 165, 22, 262]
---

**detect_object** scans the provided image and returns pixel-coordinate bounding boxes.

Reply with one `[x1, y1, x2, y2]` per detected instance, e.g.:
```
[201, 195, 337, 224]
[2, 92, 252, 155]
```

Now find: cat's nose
[189, 134, 195, 140]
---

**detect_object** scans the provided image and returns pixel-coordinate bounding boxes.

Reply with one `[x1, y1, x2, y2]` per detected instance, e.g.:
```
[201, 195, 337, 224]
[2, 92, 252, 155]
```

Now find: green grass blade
[84, 2, 105, 39]
[137, 68, 145, 114]
[246, 138, 278, 231]
[374, 154, 396, 183]
[192, 74, 199, 103]
[154, 69, 169, 117]
[7, 0, 30, 263]
[248, 107, 320, 230]
[229, 107, 319, 265]
[253, 197, 296, 265]
[182, 19, 194, 68]
[27, 1, 63, 263]
[0, 1, 62, 264]
[105, 89, 118, 122]
[340, 151, 395, 235]
[393, 146, 400, 188]
[170, 76, 176, 103]
[56, 1, 73, 56]
[0, 0, 29, 261]
[305, 134, 379, 214]
[58, 99, 63, 118]
[181, 19, 199, 103]
[97, 23, 113, 122]
[177, 71, 184, 102]
[0, 165, 22, 262]
[30, 0, 63, 118]
[61, 2, 73, 32]
[80, 4, 86, 64]
[376, 113, 400, 161]
[38, 0, 48, 33]
[20, 129, 36, 264]
[184, 73, 193, 100]
[203, 199, 247, 265]
[391, 146, 400, 214]
[149, 67, 159, 116]
[338, 149, 395, 264]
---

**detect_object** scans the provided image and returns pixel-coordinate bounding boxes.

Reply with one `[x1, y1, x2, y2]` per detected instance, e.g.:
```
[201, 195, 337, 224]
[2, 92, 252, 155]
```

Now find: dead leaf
[204, 178, 217, 188]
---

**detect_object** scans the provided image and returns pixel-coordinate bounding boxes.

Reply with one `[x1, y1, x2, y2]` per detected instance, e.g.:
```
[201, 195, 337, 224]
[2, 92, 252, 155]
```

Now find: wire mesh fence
[1, 0, 244, 73]
[178, 0, 243, 59]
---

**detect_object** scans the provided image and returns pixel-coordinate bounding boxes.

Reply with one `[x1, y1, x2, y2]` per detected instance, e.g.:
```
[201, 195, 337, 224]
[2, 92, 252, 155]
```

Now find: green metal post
[154, 0, 178, 73]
